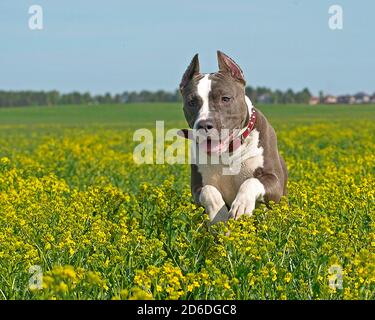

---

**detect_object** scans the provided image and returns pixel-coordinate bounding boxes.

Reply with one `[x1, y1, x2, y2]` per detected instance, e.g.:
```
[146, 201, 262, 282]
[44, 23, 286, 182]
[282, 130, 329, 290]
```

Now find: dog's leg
[230, 174, 284, 219]
[191, 165, 229, 223]
[229, 178, 265, 219]
[199, 185, 229, 223]
[191, 164, 203, 204]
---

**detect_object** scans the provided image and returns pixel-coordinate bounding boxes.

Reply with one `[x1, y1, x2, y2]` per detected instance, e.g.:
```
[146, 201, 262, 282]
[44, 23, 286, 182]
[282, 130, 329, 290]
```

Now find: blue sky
[0, 0, 374, 95]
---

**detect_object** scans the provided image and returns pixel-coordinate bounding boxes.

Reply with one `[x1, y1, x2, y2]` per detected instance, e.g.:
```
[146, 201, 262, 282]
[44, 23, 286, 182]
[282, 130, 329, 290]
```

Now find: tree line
[0, 87, 312, 108]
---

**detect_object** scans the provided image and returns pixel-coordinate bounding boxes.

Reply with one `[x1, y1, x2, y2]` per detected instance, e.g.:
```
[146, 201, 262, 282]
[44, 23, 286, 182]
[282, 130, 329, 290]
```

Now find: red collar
[228, 107, 257, 152]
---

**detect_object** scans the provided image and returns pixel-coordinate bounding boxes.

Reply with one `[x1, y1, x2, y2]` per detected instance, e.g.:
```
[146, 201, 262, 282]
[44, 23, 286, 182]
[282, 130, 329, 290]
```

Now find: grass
[0, 103, 374, 127]
[0, 103, 374, 300]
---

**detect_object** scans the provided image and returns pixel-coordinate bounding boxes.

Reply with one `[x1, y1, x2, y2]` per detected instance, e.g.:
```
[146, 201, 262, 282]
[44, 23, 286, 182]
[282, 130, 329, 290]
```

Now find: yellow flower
[0, 157, 10, 165]
[57, 282, 68, 293]
[284, 273, 292, 283]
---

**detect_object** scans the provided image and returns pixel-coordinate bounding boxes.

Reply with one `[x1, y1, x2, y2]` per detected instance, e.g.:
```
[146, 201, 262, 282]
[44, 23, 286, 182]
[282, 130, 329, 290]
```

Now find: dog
[179, 51, 288, 224]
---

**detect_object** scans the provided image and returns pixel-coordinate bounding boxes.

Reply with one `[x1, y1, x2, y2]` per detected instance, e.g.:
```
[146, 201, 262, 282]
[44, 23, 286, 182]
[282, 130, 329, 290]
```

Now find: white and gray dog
[179, 51, 287, 224]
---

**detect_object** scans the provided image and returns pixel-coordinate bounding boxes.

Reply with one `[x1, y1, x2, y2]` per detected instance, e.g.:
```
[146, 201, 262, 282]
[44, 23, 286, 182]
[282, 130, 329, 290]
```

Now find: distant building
[371, 93, 375, 103]
[324, 95, 337, 104]
[337, 95, 355, 104]
[354, 92, 370, 104]
[309, 97, 320, 105]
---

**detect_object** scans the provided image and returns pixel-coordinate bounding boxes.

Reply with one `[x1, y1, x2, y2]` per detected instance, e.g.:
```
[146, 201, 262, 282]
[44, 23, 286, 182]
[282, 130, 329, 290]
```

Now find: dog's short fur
[180, 51, 287, 223]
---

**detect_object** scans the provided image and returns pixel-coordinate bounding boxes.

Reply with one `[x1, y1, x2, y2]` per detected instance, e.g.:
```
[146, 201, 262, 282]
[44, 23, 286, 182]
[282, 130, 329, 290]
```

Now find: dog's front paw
[229, 194, 256, 220]
[229, 178, 265, 220]
[200, 185, 229, 223]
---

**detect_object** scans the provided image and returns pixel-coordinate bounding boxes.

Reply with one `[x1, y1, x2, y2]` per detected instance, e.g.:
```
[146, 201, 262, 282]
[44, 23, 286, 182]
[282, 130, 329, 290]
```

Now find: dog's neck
[228, 96, 257, 153]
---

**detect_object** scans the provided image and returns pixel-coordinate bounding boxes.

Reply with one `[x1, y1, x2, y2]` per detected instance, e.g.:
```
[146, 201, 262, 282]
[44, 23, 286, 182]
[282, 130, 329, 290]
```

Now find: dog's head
[179, 51, 249, 153]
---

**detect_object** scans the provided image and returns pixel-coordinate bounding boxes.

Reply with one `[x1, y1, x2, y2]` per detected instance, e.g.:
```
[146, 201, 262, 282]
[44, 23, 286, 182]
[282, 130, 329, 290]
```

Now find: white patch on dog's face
[194, 74, 211, 129]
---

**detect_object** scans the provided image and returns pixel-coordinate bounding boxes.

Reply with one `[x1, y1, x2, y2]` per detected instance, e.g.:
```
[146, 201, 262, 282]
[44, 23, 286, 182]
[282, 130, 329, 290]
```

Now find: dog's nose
[197, 119, 214, 132]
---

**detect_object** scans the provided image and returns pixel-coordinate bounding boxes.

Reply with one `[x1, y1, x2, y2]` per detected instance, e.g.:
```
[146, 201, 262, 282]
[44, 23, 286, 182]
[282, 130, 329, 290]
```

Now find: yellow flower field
[0, 104, 374, 300]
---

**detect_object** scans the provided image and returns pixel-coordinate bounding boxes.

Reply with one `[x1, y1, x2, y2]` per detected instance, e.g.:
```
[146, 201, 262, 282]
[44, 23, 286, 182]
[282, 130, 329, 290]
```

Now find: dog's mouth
[177, 128, 242, 155]
[198, 134, 234, 155]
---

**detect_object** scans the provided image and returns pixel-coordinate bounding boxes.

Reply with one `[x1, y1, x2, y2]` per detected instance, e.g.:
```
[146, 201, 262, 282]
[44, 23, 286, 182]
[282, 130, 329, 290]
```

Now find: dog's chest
[197, 130, 264, 206]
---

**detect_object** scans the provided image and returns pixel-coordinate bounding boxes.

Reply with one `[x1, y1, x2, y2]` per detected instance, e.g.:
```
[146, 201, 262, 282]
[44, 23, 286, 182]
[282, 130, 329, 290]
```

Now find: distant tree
[245, 86, 256, 102]
[0, 87, 329, 108]
[47, 90, 60, 105]
[82, 92, 92, 104]
[273, 90, 283, 104]
[295, 88, 311, 103]
[284, 89, 295, 103]
[319, 90, 324, 103]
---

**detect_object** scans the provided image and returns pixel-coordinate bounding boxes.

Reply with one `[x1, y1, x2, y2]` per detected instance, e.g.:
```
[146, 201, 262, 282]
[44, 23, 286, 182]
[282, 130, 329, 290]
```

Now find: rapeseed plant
[0, 120, 373, 299]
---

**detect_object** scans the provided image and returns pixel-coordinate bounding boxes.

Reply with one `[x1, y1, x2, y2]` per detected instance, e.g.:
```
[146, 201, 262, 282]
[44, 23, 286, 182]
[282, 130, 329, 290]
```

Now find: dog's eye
[222, 96, 231, 103]
[188, 98, 198, 108]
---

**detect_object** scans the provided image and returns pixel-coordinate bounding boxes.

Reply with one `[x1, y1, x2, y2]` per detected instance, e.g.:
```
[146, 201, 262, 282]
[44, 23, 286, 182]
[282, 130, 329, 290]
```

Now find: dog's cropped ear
[180, 54, 200, 91]
[217, 50, 245, 85]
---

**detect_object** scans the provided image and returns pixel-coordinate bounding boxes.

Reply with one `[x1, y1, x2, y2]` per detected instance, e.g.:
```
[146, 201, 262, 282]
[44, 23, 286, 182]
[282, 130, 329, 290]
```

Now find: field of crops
[0, 103, 374, 300]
